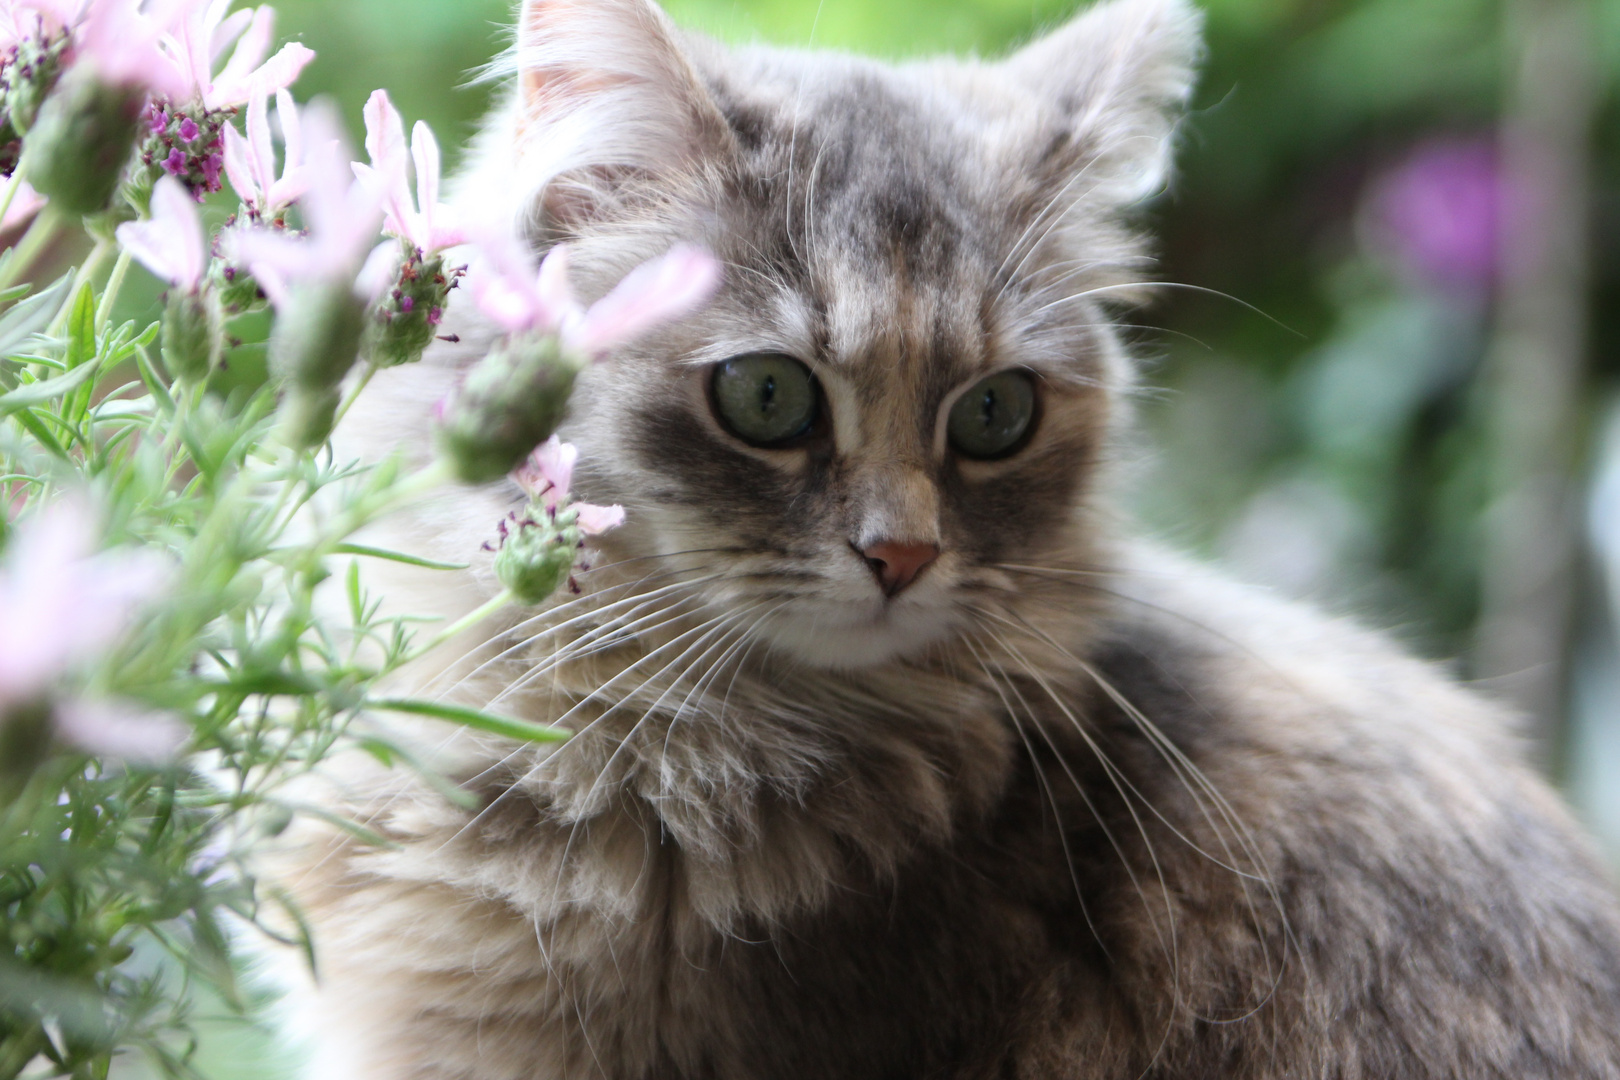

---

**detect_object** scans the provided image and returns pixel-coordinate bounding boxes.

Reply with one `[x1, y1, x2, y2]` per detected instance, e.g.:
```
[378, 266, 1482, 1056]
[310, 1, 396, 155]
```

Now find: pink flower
[472, 237, 722, 358]
[512, 435, 624, 534]
[115, 174, 206, 290]
[221, 87, 305, 217]
[158, 0, 312, 110]
[1, 180, 47, 232]
[230, 99, 382, 307]
[2, 0, 87, 49]
[53, 698, 187, 764]
[0, 498, 183, 762]
[71, 0, 193, 99]
[351, 89, 464, 255]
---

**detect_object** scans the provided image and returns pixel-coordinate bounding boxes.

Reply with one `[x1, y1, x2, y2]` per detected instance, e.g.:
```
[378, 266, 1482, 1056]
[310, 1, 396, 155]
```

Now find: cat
[273, 0, 1620, 1076]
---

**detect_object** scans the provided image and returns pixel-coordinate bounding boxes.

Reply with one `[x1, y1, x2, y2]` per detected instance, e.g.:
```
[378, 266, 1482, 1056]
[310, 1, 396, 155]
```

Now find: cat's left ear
[1003, 0, 1203, 204]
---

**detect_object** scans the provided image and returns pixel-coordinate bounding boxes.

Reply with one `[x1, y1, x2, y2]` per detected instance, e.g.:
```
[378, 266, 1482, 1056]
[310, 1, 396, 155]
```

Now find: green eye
[947, 370, 1037, 459]
[711, 353, 819, 446]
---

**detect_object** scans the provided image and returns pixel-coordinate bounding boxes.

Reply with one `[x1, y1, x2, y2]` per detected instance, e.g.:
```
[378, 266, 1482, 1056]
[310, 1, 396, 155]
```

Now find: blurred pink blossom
[472, 238, 721, 358]
[513, 435, 624, 534]
[54, 698, 186, 763]
[1, 179, 46, 231]
[0, 498, 183, 761]
[230, 99, 383, 307]
[157, 0, 312, 110]
[71, 0, 193, 99]
[352, 89, 464, 254]
[115, 174, 205, 290]
[221, 87, 305, 217]
[1365, 135, 1507, 294]
[1, 0, 86, 48]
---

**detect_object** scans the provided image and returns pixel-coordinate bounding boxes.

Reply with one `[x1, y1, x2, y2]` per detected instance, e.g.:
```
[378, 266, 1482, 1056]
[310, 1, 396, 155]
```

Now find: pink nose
[858, 540, 940, 597]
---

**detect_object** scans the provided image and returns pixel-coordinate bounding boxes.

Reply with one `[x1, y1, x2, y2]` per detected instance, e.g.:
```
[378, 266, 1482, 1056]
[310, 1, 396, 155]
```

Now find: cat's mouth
[750, 591, 960, 670]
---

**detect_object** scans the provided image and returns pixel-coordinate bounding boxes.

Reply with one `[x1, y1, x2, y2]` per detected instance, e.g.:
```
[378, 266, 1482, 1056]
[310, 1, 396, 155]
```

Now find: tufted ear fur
[464, 0, 734, 237]
[1003, 0, 1203, 205]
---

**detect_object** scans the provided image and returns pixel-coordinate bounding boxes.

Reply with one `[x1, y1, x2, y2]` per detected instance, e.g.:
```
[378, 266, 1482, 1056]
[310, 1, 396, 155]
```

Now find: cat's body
[277, 0, 1620, 1075]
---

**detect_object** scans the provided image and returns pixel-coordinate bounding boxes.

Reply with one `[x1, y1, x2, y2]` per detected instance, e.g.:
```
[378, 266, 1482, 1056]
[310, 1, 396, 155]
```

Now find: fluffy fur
[274, 0, 1620, 1076]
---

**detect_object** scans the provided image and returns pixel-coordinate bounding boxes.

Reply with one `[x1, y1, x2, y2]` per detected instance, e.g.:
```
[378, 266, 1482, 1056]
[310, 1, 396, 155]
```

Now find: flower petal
[533, 435, 577, 504]
[54, 698, 187, 764]
[573, 502, 625, 535]
[568, 245, 722, 356]
[211, 39, 312, 109]
[209, 3, 270, 88]
[114, 176, 205, 290]
[221, 122, 258, 208]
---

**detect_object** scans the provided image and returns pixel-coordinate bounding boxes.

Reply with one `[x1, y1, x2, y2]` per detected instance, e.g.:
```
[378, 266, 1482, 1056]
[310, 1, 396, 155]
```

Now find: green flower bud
[23, 68, 145, 216]
[438, 334, 581, 485]
[495, 508, 584, 605]
[277, 384, 342, 450]
[1, 32, 67, 136]
[212, 260, 266, 315]
[364, 245, 460, 369]
[161, 289, 222, 383]
[268, 280, 368, 392]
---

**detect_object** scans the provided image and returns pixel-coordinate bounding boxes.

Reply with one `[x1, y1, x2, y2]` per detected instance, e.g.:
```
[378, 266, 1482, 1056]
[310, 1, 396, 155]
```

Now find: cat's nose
[857, 540, 940, 597]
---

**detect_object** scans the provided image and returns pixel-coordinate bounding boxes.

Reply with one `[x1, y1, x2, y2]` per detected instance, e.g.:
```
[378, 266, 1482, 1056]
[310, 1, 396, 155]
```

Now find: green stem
[330, 363, 378, 431]
[310, 458, 453, 555]
[401, 589, 514, 664]
[95, 248, 132, 331]
[44, 236, 112, 338]
[0, 206, 63, 293]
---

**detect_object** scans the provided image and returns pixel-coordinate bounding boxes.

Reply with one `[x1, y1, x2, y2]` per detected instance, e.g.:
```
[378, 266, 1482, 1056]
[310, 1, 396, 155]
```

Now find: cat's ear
[506, 0, 733, 230]
[1003, 0, 1203, 204]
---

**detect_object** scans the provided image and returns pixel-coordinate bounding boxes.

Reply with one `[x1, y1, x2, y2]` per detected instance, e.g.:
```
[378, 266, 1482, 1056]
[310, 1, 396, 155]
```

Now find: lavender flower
[440, 238, 722, 483]
[473, 239, 721, 358]
[21, 0, 193, 212]
[352, 88, 463, 255]
[232, 99, 383, 445]
[220, 86, 303, 219]
[0, 498, 183, 765]
[494, 440, 624, 605]
[117, 173, 220, 379]
[513, 435, 624, 534]
[350, 90, 466, 367]
[157, 0, 312, 112]
[232, 99, 381, 309]
[115, 172, 204, 290]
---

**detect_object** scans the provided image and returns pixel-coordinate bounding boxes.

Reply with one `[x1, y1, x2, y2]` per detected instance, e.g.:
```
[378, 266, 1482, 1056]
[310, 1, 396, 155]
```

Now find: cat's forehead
[695, 49, 1045, 385]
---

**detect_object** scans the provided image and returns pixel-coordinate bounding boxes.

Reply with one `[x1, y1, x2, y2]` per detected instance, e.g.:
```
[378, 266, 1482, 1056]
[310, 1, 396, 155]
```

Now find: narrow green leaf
[346, 559, 363, 626]
[0, 272, 70, 358]
[63, 282, 95, 371]
[368, 698, 572, 743]
[9, 406, 69, 458]
[133, 345, 176, 416]
[332, 542, 469, 571]
[0, 362, 97, 417]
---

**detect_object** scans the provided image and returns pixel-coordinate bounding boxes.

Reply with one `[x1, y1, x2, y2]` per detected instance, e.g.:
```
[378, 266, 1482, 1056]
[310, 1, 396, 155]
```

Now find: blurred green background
[117, 0, 1620, 1070]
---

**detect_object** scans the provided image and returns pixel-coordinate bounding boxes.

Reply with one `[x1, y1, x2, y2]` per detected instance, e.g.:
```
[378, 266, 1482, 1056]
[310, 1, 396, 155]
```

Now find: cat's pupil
[947, 370, 1037, 459]
[710, 353, 818, 446]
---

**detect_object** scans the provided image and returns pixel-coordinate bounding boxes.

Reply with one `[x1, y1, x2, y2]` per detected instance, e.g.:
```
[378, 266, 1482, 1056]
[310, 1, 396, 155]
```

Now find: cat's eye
[946, 369, 1037, 459]
[710, 353, 820, 447]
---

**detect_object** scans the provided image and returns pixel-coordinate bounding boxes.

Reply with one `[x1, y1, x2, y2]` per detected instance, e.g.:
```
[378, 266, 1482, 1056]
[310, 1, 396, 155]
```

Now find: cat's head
[451, 0, 1202, 670]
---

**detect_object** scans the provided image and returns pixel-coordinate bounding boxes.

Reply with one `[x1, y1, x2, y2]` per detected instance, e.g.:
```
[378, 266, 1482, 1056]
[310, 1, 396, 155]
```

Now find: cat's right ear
[507, 0, 733, 232]
[1003, 0, 1203, 205]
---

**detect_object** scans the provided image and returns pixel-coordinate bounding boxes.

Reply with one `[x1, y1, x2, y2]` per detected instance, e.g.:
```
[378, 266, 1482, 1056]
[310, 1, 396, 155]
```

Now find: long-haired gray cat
[279, 0, 1620, 1075]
